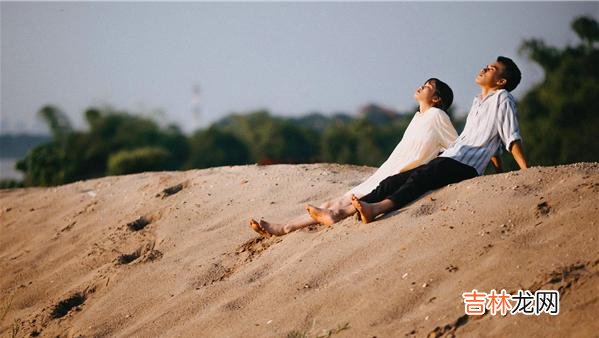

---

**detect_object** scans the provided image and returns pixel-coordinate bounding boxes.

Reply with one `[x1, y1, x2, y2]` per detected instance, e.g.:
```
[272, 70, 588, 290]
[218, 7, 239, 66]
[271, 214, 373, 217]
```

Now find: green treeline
[4, 16, 598, 188]
[11, 106, 415, 187]
[517, 16, 599, 165]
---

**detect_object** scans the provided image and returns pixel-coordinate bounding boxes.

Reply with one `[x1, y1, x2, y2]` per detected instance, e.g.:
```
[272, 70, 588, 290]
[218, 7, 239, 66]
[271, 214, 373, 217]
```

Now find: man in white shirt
[346, 56, 529, 223]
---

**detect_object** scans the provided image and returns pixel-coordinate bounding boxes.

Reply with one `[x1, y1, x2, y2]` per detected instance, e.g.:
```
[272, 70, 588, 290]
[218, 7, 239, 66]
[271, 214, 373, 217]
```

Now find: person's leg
[305, 166, 422, 225]
[359, 166, 421, 204]
[353, 158, 477, 223]
[386, 157, 477, 210]
[250, 213, 317, 236]
[249, 195, 351, 236]
[351, 195, 394, 223]
[306, 194, 356, 225]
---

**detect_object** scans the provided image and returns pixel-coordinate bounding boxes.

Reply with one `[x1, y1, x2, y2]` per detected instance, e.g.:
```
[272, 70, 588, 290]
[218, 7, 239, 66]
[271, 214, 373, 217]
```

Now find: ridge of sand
[1, 163, 598, 337]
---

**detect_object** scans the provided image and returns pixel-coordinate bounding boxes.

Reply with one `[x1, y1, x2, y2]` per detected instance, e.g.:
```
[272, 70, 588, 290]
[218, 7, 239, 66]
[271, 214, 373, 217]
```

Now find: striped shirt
[440, 89, 522, 175]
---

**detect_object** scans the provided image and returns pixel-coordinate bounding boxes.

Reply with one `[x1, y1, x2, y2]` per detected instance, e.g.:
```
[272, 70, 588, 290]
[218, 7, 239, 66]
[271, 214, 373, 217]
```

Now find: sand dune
[1, 162, 598, 337]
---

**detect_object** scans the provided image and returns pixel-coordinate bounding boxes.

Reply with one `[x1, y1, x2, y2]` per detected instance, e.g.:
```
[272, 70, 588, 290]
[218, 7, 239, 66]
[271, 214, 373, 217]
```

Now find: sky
[1, 1, 598, 135]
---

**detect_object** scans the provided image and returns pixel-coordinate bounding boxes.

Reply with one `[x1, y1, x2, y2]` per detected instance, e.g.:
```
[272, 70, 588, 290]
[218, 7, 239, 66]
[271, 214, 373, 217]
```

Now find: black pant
[360, 157, 478, 212]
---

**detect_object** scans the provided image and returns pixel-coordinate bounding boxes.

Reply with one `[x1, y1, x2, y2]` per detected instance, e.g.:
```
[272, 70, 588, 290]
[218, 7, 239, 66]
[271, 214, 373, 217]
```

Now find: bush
[107, 147, 171, 175]
[17, 143, 64, 186]
[0, 179, 24, 189]
[186, 127, 250, 169]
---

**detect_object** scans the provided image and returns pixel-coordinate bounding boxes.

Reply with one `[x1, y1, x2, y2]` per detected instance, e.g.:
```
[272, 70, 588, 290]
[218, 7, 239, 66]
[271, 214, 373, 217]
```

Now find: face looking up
[414, 80, 440, 106]
[475, 61, 508, 89]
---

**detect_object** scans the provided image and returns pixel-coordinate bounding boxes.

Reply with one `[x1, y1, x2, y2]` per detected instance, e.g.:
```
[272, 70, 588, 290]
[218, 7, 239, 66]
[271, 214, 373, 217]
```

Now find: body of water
[0, 158, 23, 180]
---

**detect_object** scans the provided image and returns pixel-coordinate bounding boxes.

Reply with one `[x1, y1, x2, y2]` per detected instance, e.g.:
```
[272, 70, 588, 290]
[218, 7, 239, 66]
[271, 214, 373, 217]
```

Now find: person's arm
[495, 92, 527, 170]
[490, 155, 503, 173]
[509, 140, 528, 170]
[434, 110, 459, 150]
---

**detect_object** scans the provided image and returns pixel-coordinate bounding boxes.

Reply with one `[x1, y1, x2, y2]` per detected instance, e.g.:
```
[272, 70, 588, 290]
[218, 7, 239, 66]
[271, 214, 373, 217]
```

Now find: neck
[480, 85, 501, 98]
[418, 102, 433, 113]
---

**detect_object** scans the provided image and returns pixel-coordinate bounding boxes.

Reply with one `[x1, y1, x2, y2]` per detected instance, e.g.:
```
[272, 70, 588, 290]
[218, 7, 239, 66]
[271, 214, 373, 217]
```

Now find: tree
[186, 127, 250, 169]
[17, 106, 191, 186]
[16, 143, 64, 186]
[321, 117, 408, 166]
[15, 106, 70, 186]
[215, 110, 319, 164]
[38, 105, 72, 143]
[516, 15, 599, 166]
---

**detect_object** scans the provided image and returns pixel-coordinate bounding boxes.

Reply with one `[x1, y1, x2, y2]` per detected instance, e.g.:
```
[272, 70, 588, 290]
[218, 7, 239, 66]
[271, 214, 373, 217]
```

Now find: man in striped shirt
[347, 56, 529, 223]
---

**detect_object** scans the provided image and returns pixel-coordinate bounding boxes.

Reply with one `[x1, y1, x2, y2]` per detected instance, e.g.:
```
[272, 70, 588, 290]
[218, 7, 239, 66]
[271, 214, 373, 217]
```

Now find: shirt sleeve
[495, 144, 504, 156]
[496, 93, 522, 152]
[435, 110, 459, 151]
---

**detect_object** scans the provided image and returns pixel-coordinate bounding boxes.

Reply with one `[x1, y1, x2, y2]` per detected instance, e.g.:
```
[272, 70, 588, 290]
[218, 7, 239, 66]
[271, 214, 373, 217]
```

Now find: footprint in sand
[235, 236, 281, 263]
[117, 249, 141, 265]
[189, 237, 280, 290]
[535, 201, 551, 217]
[156, 182, 186, 199]
[126, 211, 163, 231]
[50, 291, 87, 319]
[127, 216, 151, 231]
[116, 242, 163, 266]
[445, 264, 459, 273]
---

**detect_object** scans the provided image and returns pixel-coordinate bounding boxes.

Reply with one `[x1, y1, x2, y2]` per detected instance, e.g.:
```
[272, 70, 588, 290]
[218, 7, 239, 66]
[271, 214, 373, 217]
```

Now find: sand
[1, 162, 598, 337]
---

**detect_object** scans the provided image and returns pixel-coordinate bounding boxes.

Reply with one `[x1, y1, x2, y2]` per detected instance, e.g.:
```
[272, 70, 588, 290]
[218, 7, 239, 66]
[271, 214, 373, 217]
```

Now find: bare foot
[305, 204, 339, 225]
[249, 219, 286, 236]
[351, 194, 375, 223]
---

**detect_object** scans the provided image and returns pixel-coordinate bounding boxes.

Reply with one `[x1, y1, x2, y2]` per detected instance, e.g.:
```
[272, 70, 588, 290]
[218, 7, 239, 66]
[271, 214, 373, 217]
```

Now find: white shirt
[440, 89, 522, 175]
[346, 107, 458, 198]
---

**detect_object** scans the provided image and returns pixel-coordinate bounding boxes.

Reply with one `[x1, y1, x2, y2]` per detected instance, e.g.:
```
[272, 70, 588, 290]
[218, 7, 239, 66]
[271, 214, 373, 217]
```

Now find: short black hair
[496, 56, 522, 92]
[425, 78, 454, 111]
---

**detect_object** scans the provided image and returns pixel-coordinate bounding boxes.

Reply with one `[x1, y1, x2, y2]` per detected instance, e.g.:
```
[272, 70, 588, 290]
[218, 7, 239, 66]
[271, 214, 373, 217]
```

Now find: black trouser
[360, 157, 478, 212]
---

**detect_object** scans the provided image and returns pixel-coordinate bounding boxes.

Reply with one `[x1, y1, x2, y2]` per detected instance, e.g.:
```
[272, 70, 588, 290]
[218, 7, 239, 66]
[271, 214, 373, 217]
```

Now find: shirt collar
[476, 90, 499, 103]
[417, 106, 436, 115]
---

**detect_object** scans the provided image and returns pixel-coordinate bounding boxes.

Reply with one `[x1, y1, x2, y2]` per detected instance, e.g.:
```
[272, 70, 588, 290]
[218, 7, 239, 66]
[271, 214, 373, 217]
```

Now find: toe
[250, 220, 269, 237]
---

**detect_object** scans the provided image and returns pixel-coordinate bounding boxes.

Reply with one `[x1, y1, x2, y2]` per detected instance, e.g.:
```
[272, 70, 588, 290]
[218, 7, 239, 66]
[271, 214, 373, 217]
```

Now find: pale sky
[1, 1, 598, 134]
